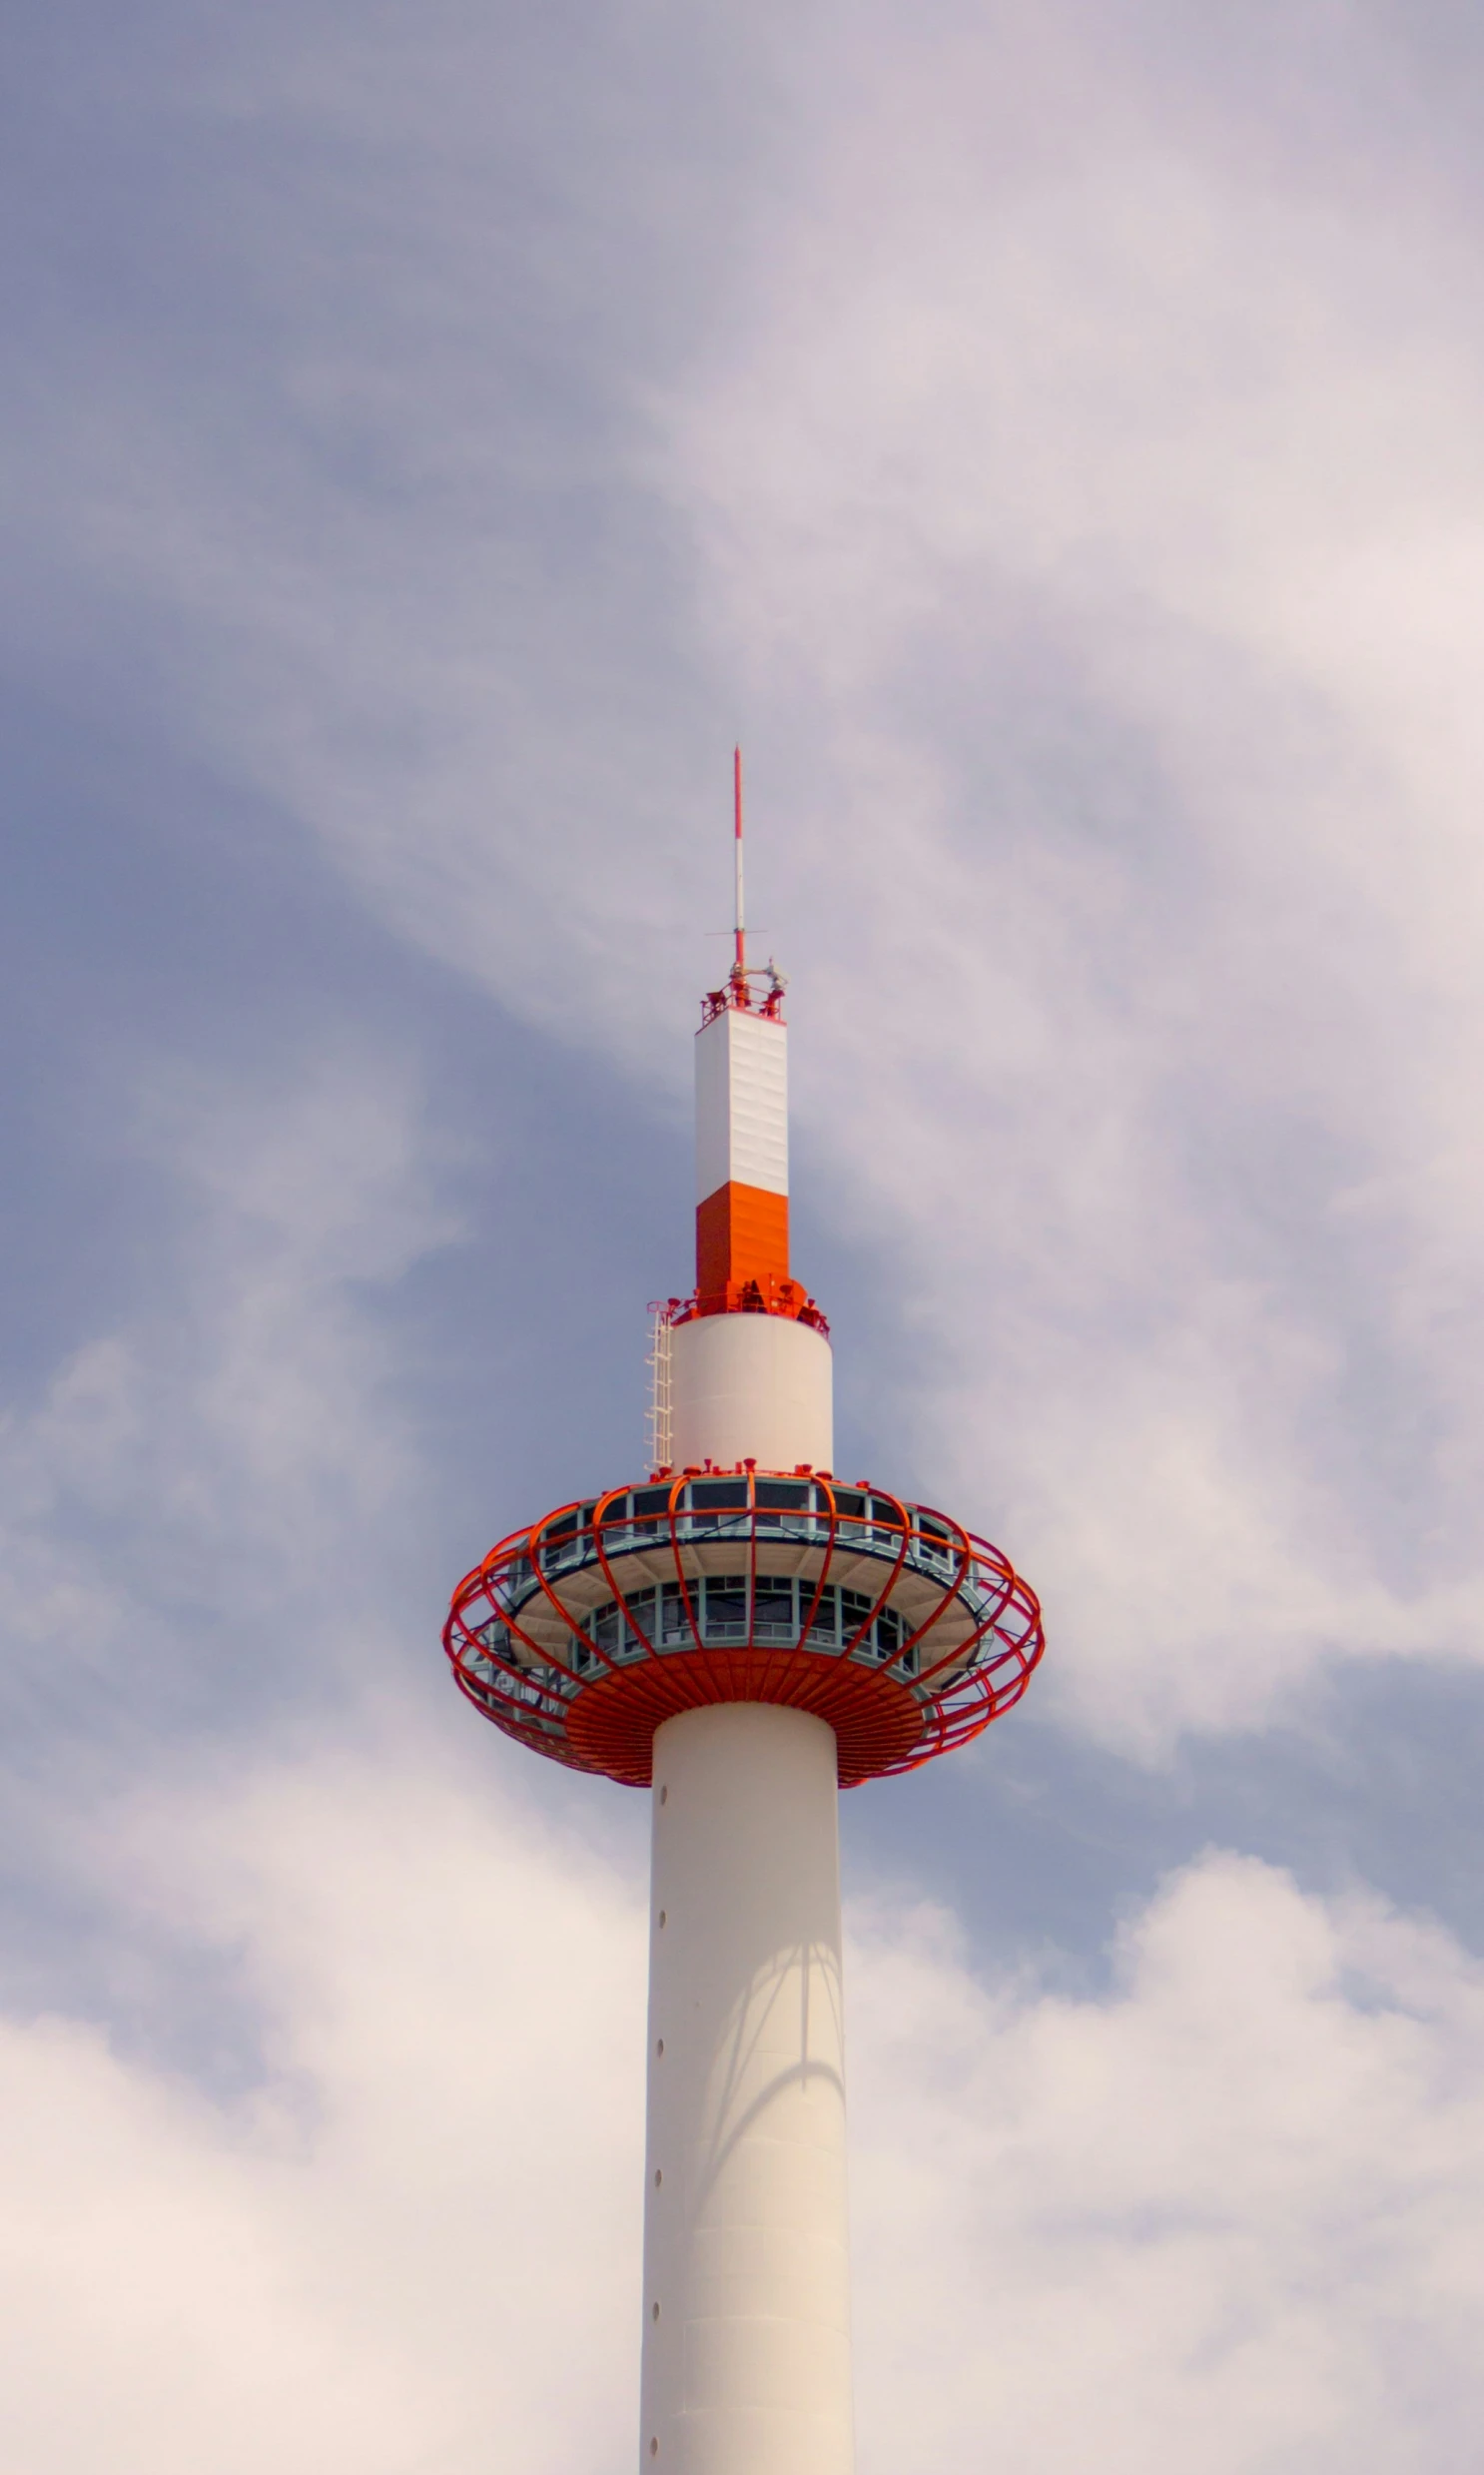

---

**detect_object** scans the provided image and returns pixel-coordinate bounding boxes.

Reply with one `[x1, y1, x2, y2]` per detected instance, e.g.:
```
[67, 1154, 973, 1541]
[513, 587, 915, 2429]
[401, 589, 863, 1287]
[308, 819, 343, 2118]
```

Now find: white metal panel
[694, 1010, 788, 1204]
[726, 1010, 788, 1195]
[670, 1312, 833, 1474]
[693, 1013, 732, 1204]
[639, 1703, 853, 2475]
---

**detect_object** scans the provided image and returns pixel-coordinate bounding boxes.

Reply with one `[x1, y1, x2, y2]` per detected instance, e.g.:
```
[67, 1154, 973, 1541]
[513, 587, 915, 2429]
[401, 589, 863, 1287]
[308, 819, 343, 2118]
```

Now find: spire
[705, 746, 784, 1028]
[733, 743, 746, 989]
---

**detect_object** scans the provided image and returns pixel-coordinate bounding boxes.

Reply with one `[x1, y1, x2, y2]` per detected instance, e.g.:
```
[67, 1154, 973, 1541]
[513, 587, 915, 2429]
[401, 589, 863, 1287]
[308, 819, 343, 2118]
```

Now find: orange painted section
[696, 1181, 790, 1305]
[565, 1643, 926, 1788]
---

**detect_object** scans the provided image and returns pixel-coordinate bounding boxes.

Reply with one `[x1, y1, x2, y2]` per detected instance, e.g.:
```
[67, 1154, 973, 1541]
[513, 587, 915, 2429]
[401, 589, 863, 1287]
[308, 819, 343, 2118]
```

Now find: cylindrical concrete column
[669, 1311, 834, 1477]
[639, 1702, 853, 2475]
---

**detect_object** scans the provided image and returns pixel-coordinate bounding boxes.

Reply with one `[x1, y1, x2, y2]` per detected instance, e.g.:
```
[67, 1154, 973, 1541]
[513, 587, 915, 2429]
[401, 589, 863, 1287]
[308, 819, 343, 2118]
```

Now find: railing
[514, 1475, 962, 1603]
[699, 965, 786, 1027]
[650, 1283, 830, 1337]
[443, 1466, 1046, 1787]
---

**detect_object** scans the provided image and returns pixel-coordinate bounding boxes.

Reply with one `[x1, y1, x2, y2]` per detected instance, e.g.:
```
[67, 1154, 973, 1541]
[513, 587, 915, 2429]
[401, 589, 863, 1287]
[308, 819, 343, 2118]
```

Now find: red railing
[443, 1469, 1045, 1789]
[651, 1284, 830, 1335]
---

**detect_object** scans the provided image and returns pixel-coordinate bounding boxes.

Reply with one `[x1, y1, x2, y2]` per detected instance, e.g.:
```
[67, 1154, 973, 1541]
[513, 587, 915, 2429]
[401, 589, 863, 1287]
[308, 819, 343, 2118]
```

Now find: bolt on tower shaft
[442, 771, 1045, 2472]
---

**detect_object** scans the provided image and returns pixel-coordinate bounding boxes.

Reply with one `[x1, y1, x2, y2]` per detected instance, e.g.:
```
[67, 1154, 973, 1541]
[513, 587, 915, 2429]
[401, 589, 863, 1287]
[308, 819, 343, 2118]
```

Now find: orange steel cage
[443, 1469, 1045, 1788]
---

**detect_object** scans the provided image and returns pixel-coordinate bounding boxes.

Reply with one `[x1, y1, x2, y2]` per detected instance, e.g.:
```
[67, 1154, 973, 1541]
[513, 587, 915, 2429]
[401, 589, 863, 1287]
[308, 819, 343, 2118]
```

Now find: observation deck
[444, 1466, 1045, 1788]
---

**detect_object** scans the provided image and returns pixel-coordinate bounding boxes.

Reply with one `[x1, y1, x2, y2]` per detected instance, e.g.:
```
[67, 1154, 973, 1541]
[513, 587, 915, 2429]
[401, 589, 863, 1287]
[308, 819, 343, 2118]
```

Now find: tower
[443, 756, 1046, 2474]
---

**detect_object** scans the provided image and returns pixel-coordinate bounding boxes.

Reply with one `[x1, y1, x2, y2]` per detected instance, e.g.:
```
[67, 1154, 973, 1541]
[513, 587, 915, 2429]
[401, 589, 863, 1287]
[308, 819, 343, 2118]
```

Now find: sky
[3, 2, 1484, 2467]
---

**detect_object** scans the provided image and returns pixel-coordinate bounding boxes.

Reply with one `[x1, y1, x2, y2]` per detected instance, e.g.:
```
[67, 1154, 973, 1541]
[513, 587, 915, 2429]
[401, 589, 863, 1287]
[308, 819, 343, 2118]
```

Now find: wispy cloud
[9, 4, 1482, 1750]
[5, 9, 1484, 2464]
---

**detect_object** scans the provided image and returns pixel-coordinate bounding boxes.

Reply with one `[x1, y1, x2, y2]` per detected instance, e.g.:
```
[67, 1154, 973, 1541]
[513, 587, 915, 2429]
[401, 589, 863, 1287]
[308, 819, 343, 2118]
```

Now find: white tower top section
[670, 1312, 833, 1472]
[694, 1008, 789, 1203]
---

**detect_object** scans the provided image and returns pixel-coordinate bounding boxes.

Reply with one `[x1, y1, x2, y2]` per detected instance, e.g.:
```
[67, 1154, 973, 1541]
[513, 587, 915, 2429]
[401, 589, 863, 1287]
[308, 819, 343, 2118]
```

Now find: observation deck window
[703, 1575, 749, 1637]
[753, 1577, 796, 1638]
[624, 1584, 657, 1641]
[519, 1483, 962, 1574]
[500, 1482, 968, 1655]
[564, 1574, 921, 1675]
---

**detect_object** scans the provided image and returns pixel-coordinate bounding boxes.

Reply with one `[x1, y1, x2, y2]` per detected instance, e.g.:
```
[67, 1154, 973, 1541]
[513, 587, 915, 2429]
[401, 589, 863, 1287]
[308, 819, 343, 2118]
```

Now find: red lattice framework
[443, 1470, 1046, 1788]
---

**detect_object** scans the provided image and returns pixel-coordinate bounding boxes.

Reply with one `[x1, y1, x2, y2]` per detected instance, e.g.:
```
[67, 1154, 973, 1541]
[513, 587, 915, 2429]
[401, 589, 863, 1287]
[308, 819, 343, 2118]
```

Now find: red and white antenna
[709, 747, 783, 1025]
[732, 743, 746, 987]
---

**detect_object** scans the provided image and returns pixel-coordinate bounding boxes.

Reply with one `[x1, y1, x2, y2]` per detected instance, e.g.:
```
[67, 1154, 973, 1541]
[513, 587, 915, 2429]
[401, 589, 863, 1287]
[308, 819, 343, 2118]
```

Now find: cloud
[0, 1735, 646, 2475]
[0, 1042, 460, 1746]
[7, 18, 1484, 2468]
[4, 1741, 1482, 2473]
[8, 4, 1484, 1754]
[647, 4, 1484, 1746]
[850, 1849, 1484, 2472]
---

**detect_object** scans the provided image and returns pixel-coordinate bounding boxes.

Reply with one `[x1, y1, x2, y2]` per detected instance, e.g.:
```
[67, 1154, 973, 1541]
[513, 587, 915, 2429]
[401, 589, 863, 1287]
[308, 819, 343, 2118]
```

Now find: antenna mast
[733, 744, 746, 986]
[702, 746, 783, 1025]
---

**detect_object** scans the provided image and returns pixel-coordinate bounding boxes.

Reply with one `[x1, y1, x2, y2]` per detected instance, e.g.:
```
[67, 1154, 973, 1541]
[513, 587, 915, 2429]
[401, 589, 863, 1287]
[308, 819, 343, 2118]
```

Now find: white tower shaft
[669, 1312, 833, 1475]
[639, 1702, 853, 2475]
